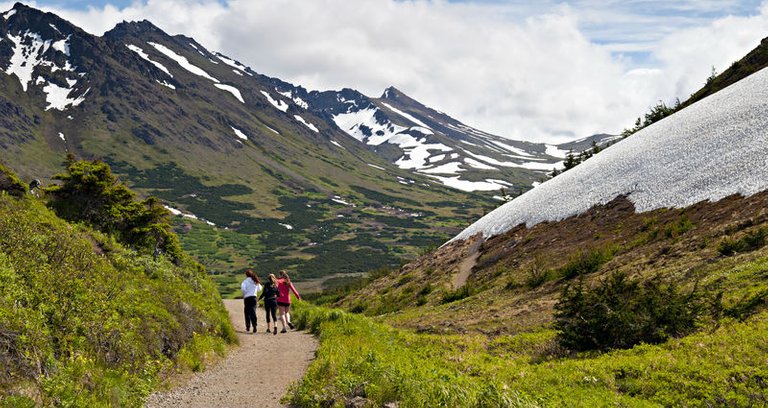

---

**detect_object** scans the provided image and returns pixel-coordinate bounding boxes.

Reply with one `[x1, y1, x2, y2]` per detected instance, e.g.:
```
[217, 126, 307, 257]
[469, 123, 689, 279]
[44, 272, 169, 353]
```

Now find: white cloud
[6, 0, 768, 143]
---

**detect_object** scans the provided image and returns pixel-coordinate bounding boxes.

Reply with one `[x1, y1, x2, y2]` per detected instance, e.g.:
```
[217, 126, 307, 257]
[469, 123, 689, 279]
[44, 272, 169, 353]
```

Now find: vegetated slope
[296, 61, 768, 408]
[0, 164, 235, 406]
[682, 36, 768, 108]
[0, 3, 606, 292]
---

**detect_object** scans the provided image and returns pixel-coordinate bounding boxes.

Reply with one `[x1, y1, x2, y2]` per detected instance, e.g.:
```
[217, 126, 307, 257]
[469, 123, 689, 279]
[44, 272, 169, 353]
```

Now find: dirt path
[452, 237, 483, 289]
[144, 299, 317, 408]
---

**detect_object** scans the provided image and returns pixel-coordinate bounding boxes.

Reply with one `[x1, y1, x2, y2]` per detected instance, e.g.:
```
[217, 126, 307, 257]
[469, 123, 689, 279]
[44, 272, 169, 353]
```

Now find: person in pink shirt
[276, 270, 301, 333]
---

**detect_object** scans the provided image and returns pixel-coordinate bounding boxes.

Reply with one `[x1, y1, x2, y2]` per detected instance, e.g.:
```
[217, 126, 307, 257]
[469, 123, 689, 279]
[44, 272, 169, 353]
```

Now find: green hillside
[291, 192, 768, 407]
[0, 163, 235, 407]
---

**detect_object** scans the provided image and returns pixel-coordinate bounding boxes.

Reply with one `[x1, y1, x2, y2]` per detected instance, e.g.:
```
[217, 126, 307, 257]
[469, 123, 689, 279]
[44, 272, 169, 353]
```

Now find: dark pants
[243, 296, 257, 331]
[264, 298, 278, 324]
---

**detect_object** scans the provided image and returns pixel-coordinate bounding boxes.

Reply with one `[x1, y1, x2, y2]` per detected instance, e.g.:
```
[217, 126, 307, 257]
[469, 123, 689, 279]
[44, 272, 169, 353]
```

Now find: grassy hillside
[294, 191, 768, 407]
[0, 164, 235, 407]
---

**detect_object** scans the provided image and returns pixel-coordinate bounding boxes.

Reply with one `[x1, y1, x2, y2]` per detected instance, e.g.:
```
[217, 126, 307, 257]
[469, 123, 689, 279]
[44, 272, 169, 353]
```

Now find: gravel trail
[145, 299, 317, 408]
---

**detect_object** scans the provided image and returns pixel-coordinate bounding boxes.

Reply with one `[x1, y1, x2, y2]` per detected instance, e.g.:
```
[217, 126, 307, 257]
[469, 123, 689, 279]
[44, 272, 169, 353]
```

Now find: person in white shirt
[240, 269, 262, 334]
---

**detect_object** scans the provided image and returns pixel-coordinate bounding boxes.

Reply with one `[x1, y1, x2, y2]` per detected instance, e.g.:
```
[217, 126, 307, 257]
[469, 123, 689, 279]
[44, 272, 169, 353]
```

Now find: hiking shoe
[273, 327, 277, 335]
[288, 322, 295, 330]
[266, 327, 271, 333]
[280, 328, 287, 333]
[253, 327, 258, 333]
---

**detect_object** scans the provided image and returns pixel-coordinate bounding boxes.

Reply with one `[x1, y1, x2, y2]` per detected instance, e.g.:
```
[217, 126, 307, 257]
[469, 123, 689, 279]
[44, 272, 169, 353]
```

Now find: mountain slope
[453, 65, 768, 242]
[0, 3, 605, 291]
[0, 3, 481, 290]
[334, 64, 768, 333]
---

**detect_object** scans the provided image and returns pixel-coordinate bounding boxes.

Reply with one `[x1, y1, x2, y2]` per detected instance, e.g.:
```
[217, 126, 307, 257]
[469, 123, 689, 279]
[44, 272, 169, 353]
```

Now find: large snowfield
[451, 67, 768, 242]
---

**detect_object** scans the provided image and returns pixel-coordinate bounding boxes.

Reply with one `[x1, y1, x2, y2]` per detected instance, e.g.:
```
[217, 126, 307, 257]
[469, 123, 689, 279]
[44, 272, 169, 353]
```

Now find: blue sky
[15, 0, 768, 142]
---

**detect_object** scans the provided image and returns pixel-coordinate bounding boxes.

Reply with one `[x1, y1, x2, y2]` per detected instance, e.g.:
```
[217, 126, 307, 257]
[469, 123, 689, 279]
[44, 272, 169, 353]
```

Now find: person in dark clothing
[29, 179, 41, 196]
[259, 274, 280, 335]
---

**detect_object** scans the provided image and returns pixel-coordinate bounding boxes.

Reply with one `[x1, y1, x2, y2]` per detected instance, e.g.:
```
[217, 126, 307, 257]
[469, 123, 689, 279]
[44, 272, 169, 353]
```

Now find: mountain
[0, 3, 602, 293]
[335, 47, 768, 329]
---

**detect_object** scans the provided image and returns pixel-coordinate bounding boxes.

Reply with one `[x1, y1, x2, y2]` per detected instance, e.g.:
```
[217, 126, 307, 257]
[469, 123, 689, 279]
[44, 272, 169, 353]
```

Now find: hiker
[240, 269, 262, 334]
[28, 179, 41, 196]
[276, 270, 301, 333]
[259, 274, 281, 335]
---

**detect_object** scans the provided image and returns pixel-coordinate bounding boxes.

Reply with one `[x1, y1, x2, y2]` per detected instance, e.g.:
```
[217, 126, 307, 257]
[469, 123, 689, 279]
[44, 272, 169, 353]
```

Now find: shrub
[0, 164, 26, 197]
[441, 284, 476, 304]
[557, 246, 614, 279]
[525, 258, 550, 288]
[718, 227, 768, 256]
[554, 272, 706, 351]
[45, 158, 182, 261]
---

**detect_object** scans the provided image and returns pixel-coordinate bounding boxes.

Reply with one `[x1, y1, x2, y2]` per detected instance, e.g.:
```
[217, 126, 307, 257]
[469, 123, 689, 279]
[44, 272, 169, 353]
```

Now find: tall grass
[289, 302, 768, 407]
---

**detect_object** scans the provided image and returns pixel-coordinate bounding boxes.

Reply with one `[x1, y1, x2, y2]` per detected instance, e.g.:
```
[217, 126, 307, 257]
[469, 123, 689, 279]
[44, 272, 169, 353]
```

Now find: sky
[5, 0, 768, 143]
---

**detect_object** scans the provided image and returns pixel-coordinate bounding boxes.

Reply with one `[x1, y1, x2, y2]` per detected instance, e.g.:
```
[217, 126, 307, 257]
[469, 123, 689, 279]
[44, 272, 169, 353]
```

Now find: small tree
[46, 159, 182, 261]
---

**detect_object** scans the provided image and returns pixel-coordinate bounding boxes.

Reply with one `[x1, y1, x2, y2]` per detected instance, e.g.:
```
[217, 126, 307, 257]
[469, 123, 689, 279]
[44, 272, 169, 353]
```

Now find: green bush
[0, 164, 26, 197]
[718, 227, 768, 256]
[441, 284, 476, 304]
[557, 246, 614, 279]
[45, 158, 182, 261]
[554, 272, 707, 351]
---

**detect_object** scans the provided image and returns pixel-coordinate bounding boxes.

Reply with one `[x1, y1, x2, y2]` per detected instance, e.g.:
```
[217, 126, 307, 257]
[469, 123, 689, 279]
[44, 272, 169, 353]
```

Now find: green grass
[289, 303, 768, 407]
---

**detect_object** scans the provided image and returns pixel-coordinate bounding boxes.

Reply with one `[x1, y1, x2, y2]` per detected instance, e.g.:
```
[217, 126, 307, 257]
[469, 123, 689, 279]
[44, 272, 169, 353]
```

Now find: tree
[46, 159, 182, 261]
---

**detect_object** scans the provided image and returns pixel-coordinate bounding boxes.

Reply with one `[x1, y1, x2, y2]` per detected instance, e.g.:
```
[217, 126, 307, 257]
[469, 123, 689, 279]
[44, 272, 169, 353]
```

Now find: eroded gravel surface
[145, 299, 317, 408]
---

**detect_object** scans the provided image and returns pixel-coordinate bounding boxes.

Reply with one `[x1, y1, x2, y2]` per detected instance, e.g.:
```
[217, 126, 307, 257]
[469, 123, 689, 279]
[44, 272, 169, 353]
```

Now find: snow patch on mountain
[330, 140, 345, 149]
[333, 106, 405, 144]
[465, 157, 497, 170]
[126, 44, 172, 77]
[381, 102, 431, 129]
[149, 42, 218, 82]
[52, 37, 70, 56]
[260, 91, 289, 112]
[420, 162, 463, 175]
[490, 140, 534, 157]
[42, 82, 87, 111]
[6, 32, 50, 91]
[294, 115, 319, 132]
[277, 89, 309, 109]
[426, 176, 511, 192]
[214, 83, 244, 103]
[215, 52, 254, 76]
[544, 144, 569, 158]
[3, 9, 16, 19]
[231, 126, 248, 141]
[156, 80, 175, 89]
[452, 67, 768, 242]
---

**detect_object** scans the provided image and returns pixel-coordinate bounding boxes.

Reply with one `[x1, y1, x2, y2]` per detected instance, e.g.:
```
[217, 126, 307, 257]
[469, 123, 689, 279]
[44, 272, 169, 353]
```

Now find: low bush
[718, 227, 768, 256]
[441, 284, 476, 304]
[557, 246, 614, 279]
[554, 272, 708, 351]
